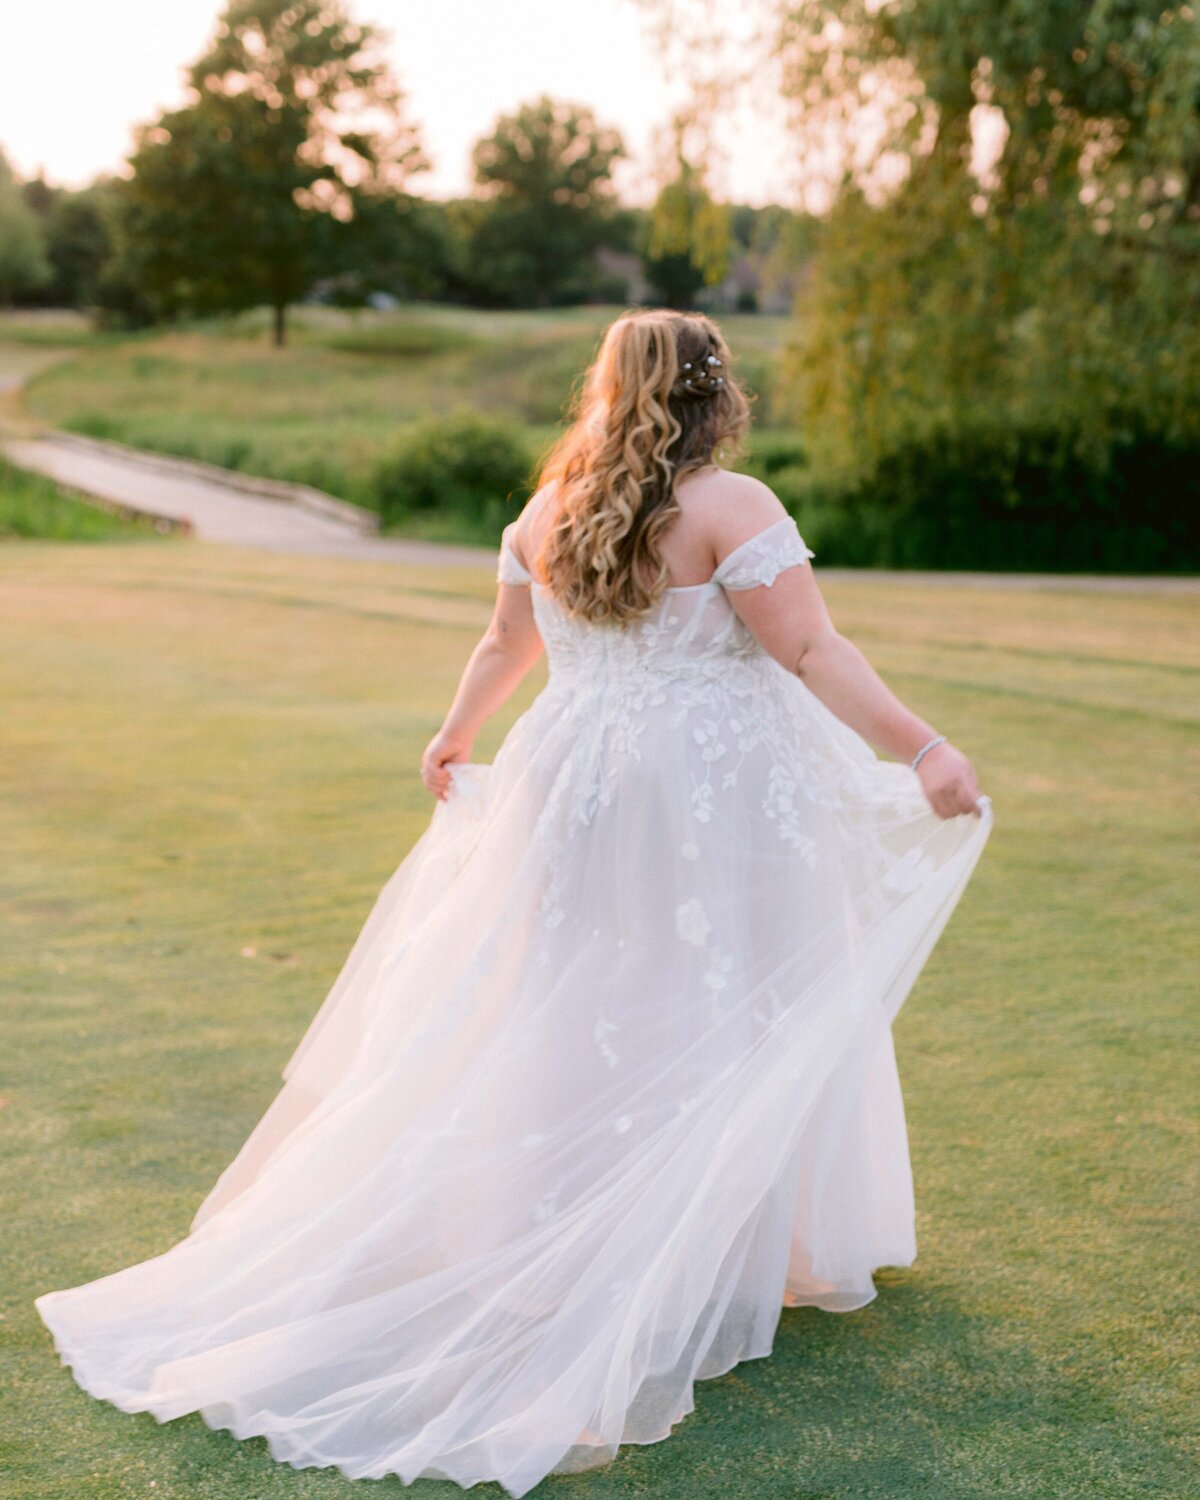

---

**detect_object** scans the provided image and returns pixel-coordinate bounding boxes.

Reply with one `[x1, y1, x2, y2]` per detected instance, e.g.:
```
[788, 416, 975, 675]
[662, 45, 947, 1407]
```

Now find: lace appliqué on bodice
[491, 515, 855, 992]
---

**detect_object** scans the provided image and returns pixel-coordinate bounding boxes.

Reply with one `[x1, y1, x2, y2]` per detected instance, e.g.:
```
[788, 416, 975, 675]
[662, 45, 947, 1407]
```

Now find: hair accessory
[676, 348, 726, 399]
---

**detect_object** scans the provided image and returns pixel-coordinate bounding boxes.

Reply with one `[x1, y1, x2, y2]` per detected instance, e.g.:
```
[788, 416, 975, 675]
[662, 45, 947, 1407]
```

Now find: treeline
[4, 0, 1199, 572]
[0, 156, 801, 329]
[0, 2, 805, 342]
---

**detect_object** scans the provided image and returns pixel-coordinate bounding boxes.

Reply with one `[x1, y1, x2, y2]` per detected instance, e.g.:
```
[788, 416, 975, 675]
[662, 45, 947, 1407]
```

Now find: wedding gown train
[36, 516, 992, 1496]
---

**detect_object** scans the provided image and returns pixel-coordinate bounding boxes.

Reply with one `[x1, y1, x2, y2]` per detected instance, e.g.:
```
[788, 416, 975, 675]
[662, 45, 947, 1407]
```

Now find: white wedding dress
[37, 516, 992, 1496]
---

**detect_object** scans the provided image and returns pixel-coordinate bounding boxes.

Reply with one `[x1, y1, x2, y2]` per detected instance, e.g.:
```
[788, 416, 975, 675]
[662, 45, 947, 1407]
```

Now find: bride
[36, 308, 991, 1496]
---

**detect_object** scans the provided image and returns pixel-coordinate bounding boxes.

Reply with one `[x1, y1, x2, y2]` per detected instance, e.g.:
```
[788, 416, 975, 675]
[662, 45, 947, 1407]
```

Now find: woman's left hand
[421, 728, 473, 801]
[917, 740, 983, 819]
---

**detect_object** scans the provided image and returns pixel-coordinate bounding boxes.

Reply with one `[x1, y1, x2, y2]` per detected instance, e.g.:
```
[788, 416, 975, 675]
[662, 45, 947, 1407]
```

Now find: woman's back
[509, 466, 793, 593]
[500, 499, 818, 701]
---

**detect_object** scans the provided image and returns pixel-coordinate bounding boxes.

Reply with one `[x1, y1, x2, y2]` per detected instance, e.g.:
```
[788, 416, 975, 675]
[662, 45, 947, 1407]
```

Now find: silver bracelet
[910, 734, 947, 771]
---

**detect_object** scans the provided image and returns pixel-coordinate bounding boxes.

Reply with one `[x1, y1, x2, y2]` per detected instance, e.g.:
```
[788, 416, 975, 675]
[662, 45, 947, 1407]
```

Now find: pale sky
[0, 0, 800, 207]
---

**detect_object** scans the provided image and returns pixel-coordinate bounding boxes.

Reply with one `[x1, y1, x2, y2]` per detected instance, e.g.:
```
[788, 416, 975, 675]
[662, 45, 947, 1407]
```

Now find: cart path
[4, 428, 1198, 593]
[2, 432, 495, 568]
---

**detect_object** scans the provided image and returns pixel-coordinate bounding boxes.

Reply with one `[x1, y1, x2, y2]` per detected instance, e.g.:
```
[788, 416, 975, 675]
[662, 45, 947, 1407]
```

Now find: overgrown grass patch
[0, 457, 165, 541]
[14, 306, 797, 536]
[0, 309, 118, 348]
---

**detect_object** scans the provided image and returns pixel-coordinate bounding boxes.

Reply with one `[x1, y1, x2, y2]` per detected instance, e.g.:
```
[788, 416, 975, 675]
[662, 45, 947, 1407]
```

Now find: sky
[0, 0, 800, 208]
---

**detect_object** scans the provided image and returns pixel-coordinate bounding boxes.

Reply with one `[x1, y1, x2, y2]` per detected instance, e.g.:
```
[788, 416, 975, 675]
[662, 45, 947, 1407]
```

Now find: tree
[40, 182, 117, 308]
[764, 0, 1200, 474]
[642, 142, 732, 309]
[315, 191, 454, 304]
[0, 150, 51, 305]
[115, 0, 428, 344]
[466, 96, 627, 307]
[636, 0, 1199, 467]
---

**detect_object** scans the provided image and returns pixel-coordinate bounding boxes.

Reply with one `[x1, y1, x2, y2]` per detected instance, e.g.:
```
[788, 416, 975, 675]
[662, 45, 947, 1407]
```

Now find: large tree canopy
[465, 95, 628, 307]
[638, 0, 1199, 480]
[113, 0, 428, 343]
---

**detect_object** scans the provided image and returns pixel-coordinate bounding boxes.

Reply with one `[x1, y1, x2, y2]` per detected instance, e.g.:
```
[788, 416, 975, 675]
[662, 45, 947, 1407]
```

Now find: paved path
[4, 427, 1198, 593]
[2, 432, 494, 568]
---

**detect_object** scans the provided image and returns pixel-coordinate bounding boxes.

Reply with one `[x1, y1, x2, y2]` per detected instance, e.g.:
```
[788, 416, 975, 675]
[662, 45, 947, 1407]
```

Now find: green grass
[13, 305, 799, 532]
[1, 541, 1196, 1499]
[0, 457, 165, 541]
[0, 309, 116, 347]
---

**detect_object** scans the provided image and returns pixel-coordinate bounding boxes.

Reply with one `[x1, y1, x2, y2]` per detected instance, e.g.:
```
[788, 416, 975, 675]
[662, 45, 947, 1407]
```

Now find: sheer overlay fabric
[36, 516, 992, 1496]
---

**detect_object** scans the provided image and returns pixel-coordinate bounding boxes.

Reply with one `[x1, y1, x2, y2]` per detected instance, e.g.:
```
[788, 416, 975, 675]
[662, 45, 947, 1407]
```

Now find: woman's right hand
[421, 727, 473, 801]
[917, 741, 984, 818]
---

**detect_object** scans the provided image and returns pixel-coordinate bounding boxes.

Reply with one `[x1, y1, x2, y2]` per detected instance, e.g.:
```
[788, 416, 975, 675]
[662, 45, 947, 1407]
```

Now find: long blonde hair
[534, 309, 752, 625]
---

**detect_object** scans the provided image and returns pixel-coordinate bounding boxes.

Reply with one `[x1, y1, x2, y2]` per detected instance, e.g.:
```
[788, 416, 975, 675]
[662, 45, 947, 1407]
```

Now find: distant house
[710, 251, 798, 315]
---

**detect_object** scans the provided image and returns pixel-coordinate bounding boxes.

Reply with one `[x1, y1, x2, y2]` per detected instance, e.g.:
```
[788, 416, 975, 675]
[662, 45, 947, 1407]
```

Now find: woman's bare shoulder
[509, 479, 560, 565]
[675, 469, 789, 553]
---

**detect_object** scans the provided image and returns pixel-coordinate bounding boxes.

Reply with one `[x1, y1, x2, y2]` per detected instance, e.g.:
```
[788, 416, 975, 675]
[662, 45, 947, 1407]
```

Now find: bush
[372, 409, 535, 534]
[742, 432, 808, 478]
[773, 418, 1200, 573]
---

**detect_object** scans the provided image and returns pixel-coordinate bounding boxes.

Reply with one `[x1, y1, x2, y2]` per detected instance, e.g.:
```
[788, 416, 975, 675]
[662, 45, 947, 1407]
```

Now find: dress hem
[37, 1270, 896, 1497]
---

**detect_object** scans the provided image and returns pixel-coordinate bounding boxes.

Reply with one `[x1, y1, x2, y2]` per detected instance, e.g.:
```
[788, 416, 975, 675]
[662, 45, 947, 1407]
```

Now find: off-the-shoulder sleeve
[711, 516, 815, 591]
[496, 523, 533, 585]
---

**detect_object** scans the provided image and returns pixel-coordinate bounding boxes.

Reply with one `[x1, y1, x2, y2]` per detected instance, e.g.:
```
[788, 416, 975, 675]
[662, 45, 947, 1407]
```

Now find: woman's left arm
[420, 583, 544, 800]
[730, 567, 983, 819]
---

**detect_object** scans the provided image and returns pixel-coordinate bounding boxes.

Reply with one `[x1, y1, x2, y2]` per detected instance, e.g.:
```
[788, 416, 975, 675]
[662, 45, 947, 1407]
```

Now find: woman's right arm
[420, 508, 545, 800]
[420, 580, 544, 800]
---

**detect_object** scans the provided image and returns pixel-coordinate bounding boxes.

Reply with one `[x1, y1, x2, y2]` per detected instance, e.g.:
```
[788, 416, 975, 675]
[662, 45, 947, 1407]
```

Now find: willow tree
[115, 0, 428, 344]
[638, 0, 1200, 478]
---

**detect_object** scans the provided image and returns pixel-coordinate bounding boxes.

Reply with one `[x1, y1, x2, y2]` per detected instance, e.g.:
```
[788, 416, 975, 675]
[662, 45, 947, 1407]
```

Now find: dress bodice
[497, 517, 816, 688]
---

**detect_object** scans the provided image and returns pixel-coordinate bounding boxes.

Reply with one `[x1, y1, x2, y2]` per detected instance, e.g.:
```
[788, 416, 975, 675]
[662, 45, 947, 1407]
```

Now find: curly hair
[533, 308, 753, 625]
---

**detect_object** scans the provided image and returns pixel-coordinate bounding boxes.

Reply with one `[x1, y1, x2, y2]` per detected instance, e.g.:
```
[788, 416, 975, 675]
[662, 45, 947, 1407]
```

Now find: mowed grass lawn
[2, 538, 1196, 1500]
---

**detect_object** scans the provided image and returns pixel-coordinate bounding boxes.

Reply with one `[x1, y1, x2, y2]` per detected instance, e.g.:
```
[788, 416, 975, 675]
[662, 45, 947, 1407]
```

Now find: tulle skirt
[36, 672, 992, 1495]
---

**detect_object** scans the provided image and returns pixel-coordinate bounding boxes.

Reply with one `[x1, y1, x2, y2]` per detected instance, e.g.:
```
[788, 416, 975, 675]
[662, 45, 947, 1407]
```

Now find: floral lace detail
[712, 517, 814, 591]
[503, 515, 901, 993]
[764, 763, 820, 866]
[676, 898, 711, 946]
[594, 1014, 621, 1068]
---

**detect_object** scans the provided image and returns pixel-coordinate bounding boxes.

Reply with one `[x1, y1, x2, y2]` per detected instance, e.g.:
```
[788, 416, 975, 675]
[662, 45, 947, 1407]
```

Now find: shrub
[372, 409, 535, 534]
[69, 412, 119, 440]
[742, 432, 808, 478]
[773, 418, 1200, 573]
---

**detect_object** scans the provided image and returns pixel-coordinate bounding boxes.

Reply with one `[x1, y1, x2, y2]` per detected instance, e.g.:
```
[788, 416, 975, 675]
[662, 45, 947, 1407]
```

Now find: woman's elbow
[792, 624, 842, 678]
[482, 622, 542, 668]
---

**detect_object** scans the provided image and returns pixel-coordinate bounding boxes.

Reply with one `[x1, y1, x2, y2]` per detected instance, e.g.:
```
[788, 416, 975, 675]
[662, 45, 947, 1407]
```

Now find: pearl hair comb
[675, 351, 726, 397]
